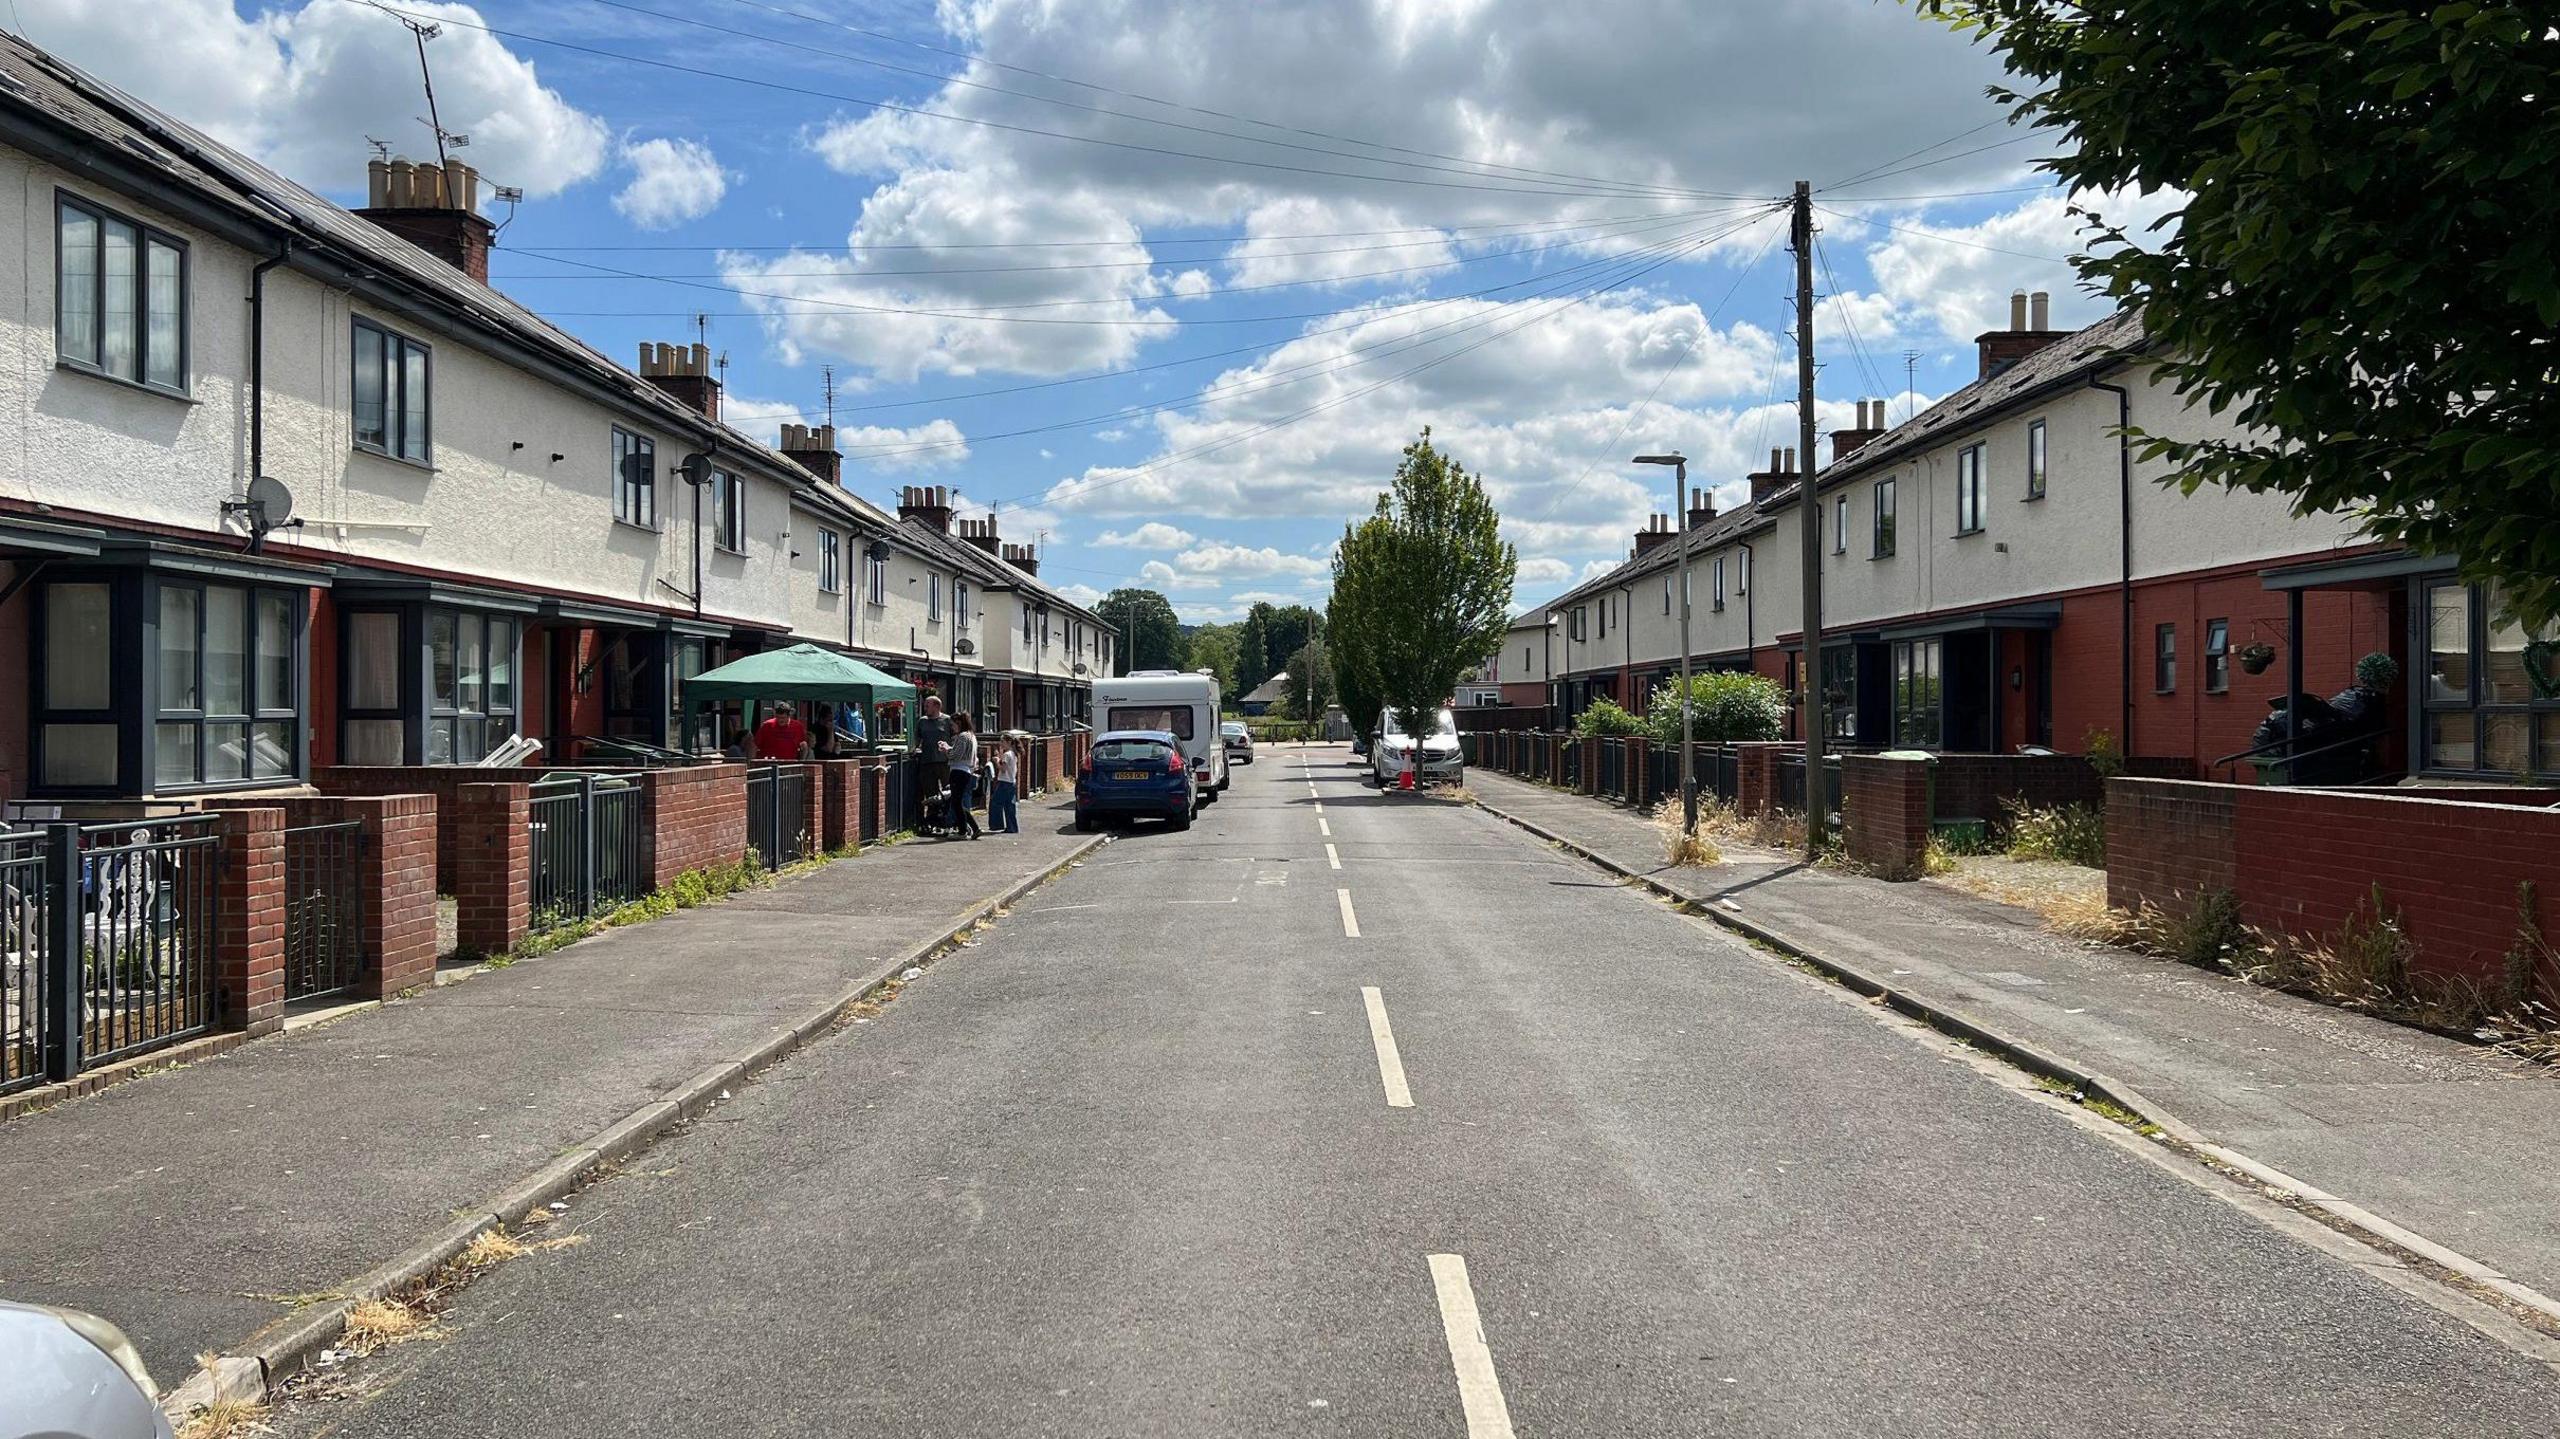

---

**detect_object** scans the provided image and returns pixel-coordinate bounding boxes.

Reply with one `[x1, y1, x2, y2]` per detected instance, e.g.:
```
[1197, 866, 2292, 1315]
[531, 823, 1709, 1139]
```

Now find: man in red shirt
[751, 702, 809, 760]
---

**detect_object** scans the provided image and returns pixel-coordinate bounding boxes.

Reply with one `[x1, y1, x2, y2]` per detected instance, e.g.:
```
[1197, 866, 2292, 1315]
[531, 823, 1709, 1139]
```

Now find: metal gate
[744, 763, 810, 870]
[281, 819, 365, 1001]
[2, 829, 50, 1096]
[528, 775, 645, 928]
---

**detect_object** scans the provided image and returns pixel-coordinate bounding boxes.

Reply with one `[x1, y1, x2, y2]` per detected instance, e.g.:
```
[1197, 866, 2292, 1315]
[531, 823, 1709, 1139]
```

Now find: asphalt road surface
[273, 746, 2560, 1437]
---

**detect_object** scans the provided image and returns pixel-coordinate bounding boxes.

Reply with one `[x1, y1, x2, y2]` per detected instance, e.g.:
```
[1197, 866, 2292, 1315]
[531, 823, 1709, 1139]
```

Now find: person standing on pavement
[945, 713, 984, 840]
[915, 693, 952, 831]
[751, 701, 809, 761]
[987, 739, 1021, 834]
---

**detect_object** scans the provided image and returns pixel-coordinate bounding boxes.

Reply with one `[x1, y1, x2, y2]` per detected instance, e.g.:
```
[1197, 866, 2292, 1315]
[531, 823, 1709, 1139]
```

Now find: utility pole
[1634, 452, 1693, 831]
[1792, 180, 1825, 861]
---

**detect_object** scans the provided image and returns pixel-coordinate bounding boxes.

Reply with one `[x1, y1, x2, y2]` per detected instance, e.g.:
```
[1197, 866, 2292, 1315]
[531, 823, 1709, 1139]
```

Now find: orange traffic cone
[1398, 766, 1416, 791]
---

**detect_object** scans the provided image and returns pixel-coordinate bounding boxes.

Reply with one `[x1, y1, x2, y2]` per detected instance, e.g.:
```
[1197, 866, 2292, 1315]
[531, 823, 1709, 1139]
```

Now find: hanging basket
[2237, 641, 2278, 675]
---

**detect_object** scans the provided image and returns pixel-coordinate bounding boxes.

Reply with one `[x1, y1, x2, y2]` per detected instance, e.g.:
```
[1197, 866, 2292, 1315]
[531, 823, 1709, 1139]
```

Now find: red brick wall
[1930, 754, 2103, 825]
[205, 792, 439, 997]
[2108, 777, 2560, 994]
[1735, 742, 1788, 815]
[453, 782, 530, 956]
[213, 807, 286, 1035]
[816, 759, 861, 851]
[318, 765, 542, 888]
[1843, 755, 1931, 880]
[639, 764, 749, 887]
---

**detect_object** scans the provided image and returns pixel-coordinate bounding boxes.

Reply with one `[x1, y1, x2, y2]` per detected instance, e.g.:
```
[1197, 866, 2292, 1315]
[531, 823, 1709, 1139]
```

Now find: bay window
[427, 611, 517, 764]
[35, 581, 118, 788]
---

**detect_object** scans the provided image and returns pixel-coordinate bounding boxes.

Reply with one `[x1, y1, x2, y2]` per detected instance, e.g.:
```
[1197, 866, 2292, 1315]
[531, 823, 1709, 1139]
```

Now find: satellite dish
[247, 475, 294, 526]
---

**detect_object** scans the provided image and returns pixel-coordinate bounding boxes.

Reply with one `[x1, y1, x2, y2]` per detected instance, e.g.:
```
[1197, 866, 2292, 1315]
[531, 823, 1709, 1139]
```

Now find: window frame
[1955, 444, 1987, 535]
[149, 577, 302, 792]
[1872, 477, 1897, 557]
[424, 609, 519, 765]
[1891, 638, 1943, 748]
[928, 573, 943, 622]
[710, 468, 746, 554]
[818, 530, 842, 594]
[1712, 556, 1727, 612]
[2154, 622, 2177, 694]
[1833, 494, 1848, 555]
[54, 190, 190, 397]
[32, 578, 125, 793]
[956, 579, 972, 629]
[2025, 419, 2048, 500]
[2204, 617, 2230, 694]
[351, 316, 433, 465]
[867, 547, 889, 605]
[612, 427, 658, 530]
[2421, 579, 2560, 777]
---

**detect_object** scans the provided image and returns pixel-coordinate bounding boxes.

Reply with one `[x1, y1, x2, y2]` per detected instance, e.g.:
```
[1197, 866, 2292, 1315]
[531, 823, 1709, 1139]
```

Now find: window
[2205, 618, 2230, 694]
[711, 469, 745, 553]
[1023, 602, 1035, 644]
[1737, 548, 1749, 595]
[2423, 580, 2560, 776]
[1107, 705, 1193, 740]
[957, 580, 972, 628]
[341, 609, 406, 765]
[2154, 623, 2177, 693]
[1040, 609, 1052, 649]
[818, 530, 842, 594]
[56, 193, 187, 393]
[1713, 557, 1726, 611]
[1821, 646, 1857, 740]
[2025, 419, 2048, 500]
[928, 574, 943, 621]
[1892, 638, 1942, 747]
[1872, 478, 1897, 557]
[613, 428, 657, 529]
[867, 547, 888, 604]
[153, 581, 299, 788]
[1662, 576, 1671, 615]
[1568, 606, 1585, 642]
[1833, 495, 1848, 555]
[1598, 595, 1609, 638]
[427, 611, 518, 764]
[1956, 444, 1986, 534]
[36, 581, 118, 787]
[352, 318, 430, 463]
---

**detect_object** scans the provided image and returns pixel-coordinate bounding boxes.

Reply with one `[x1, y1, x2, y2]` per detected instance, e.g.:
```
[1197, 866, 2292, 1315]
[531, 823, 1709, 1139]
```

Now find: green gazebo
[680, 643, 918, 750]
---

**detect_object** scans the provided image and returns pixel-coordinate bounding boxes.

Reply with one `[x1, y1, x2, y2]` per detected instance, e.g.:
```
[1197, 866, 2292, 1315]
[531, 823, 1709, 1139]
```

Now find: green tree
[1096, 587, 1181, 674]
[1183, 623, 1242, 698]
[1235, 604, 1275, 697]
[1330, 429, 1517, 755]
[1263, 605, 1324, 686]
[1284, 639, 1333, 724]
[1643, 672, 1787, 745]
[1919, 0, 2560, 624]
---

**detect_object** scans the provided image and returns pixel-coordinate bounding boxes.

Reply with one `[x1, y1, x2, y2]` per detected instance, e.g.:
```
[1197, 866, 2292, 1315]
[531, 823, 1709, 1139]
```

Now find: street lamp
[1544, 611, 1561, 730]
[1633, 453, 1696, 833]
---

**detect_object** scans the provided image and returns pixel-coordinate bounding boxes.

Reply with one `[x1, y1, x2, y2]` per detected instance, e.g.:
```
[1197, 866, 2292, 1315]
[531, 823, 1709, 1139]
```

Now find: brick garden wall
[204, 792, 439, 999]
[638, 764, 750, 888]
[2108, 777, 2560, 993]
[1842, 755, 1932, 879]
[317, 764, 540, 891]
[1929, 754, 2104, 826]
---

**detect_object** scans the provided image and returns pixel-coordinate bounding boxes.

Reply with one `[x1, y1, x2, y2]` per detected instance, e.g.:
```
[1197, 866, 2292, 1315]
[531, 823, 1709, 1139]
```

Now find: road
[273, 745, 2560, 1437]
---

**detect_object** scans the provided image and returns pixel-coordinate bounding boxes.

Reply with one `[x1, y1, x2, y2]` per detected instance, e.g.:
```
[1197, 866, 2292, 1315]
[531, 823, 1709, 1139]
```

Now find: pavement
[253, 745, 2560, 1437]
[0, 796, 1099, 1390]
[1465, 768, 2560, 1305]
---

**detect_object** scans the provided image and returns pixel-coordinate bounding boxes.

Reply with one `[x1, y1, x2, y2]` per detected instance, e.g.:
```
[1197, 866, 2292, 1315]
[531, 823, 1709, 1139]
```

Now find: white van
[1092, 671, 1229, 808]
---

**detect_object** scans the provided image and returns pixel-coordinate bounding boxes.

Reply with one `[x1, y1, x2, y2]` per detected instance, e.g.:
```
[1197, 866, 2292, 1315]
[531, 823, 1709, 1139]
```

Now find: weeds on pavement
[2002, 801, 2107, 868]
[175, 1396, 269, 1439]
[1648, 798, 1722, 868]
[339, 1297, 431, 1355]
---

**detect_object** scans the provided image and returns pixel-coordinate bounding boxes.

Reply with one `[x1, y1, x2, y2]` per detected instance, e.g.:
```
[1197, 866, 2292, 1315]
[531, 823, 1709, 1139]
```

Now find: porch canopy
[680, 643, 919, 739]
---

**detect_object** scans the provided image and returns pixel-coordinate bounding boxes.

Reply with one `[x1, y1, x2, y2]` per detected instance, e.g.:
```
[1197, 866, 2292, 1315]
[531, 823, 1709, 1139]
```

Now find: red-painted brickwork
[816, 760, 862, 851]
[205, 792, 439, 996]
[1843, 755, 1932, 880]
[796, 762, 826, 857]
[2108, 777, 2560, 995]
[1735, 742, 1788, 816]
[213, 808, 285, 1035]
[1930, 754, 2104, 825]
[453, 782, 530, 956]
[317, 764, 540, 890]
[1627, 737, 1652, 809]
[637, 765, 750, 887]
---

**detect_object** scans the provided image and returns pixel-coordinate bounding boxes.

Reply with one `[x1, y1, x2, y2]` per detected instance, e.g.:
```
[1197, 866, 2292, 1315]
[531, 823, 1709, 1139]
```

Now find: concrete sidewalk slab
[0, 798, 1096, 1390]
[1468, 771, 2560, 1305]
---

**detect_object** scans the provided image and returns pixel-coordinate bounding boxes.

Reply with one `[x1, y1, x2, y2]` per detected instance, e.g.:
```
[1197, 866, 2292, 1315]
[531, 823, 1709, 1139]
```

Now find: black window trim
[54, 188, 192, 399]
[426, 609, 520, 765]
[2024, 418, 2048, 501]
[1955, 443, 1987, 536]
[1871, 476, 1898, 558]
[710, 467, 747, 554]
[350, 315, 435, 467]
[2154, 621, 2177, 694]
[818, 529, 842, 594]
[2204, 617, 2230, 695]
[612, 426, 659, 531]
[149, 577, 303, 792]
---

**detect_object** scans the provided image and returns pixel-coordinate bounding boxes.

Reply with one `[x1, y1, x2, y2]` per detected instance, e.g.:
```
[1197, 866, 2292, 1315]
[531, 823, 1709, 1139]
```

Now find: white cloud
[1054, 582, 1107, 606]
[19, 0, 609, 198]
[1227, 589, 1307, 606]
[837, 419, 971, 473]
[1137, 560, 1219, 591]
[613, 138, 729, 230]
[1857, 188, 2183, 347]
[1094, 523, 1198, 549]
[1169, 543, 1328, 580]
[1517, 556, 1573, 585]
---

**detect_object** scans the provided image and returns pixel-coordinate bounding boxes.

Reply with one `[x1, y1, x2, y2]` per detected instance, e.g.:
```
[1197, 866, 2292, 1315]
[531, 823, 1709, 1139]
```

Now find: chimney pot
[367, 156, 389, 208]
[1783, 446, 1796, 473]
[386, 158, 415, 207]
[2029, 290, 2051, 331]
[443, 157, 472, 212]
[2010, 289, 2030, 331]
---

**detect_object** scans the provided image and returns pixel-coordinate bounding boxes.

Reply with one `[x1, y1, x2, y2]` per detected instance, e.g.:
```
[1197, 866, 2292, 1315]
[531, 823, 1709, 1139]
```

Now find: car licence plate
[1114, 770, 1148, 780]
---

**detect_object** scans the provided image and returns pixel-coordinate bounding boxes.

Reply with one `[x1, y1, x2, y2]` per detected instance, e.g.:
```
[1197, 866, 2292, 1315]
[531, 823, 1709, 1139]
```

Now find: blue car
[1075, 730, 1197, 833]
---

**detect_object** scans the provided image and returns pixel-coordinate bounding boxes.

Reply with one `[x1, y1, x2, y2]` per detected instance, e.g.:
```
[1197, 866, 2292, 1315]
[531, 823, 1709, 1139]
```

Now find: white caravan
[1092, 671, 1229, 808]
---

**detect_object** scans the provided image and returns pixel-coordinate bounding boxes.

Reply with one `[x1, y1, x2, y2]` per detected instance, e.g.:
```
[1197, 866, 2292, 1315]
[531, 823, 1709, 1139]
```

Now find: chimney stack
[637, 340, 722, 421]
[356, 150, 497, 284]
[899, 484, 955, 534]
[1975, 287, 2068, 380]
[954, 513, 1002, 556]
[778, 423, 841, 486]
[1830, 396, 1888, 462]
[1633, 513, 1679, 559]
[1686, 485, 1717, 530]
[1001, 541, 1039, 577]
[1747, 446, 1797, 505]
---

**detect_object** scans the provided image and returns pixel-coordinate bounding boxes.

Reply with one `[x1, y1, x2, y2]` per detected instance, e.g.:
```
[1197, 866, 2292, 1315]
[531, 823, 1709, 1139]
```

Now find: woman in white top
[987, 740, 1021, 834]
[944, 714, 984, 840]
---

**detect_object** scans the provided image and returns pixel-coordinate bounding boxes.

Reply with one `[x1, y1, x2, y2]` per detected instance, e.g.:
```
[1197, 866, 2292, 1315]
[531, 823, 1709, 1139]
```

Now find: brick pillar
[1735, 742, 1787, 817]
[798, 762, 826, 856]
[818, 760, 860, 851]
[346, 793, 440, 995]
[454, 782, 530, 956]
[1843, 754, 1933, 881]
[214, 807, 287, 1036]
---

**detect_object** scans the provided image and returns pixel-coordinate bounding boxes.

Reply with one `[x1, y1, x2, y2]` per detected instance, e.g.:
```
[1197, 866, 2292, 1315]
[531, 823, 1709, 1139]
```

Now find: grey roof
[0, 33, 809, 490]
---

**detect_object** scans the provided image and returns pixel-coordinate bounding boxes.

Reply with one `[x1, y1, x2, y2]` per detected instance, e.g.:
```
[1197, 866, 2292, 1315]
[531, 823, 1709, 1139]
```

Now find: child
[987, 739, 1021, 834]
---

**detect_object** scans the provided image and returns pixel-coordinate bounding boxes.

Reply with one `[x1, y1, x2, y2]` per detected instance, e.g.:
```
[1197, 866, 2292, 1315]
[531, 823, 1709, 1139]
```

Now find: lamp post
[1634, 452, 1694, 833]
[1544, 612, 1561, 730]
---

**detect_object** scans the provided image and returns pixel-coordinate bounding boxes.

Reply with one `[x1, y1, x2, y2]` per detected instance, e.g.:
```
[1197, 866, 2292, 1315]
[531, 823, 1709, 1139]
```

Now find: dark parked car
[1220, 720, 1254, 764]
[1075, 730, 1197, 833]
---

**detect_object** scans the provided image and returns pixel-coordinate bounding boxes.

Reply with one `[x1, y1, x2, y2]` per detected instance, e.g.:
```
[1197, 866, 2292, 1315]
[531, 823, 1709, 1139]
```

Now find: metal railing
[744, 763, 811, 871]
[2, 829, 50, 1096]
[1776, 753, 1844, 827]
[73, 817, 221, 1072]
[281, 820, 365, 1002]
[528, 775, 645, 927]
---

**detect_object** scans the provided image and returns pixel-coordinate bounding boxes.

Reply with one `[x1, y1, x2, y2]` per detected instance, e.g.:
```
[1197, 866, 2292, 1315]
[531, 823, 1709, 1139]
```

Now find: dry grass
[1687, 797, 1806, 853]
[459, 1228, 528, 1268]
[340, 1297, 432, 1355]
[175, 1397, 269, 1439]
[1647, 799, 1723, 868]
[1933, 857, 2139, 944]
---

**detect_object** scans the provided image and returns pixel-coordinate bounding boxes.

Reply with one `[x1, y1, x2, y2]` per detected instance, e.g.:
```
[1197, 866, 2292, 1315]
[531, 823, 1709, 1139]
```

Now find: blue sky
[14, 0, 2169, 619]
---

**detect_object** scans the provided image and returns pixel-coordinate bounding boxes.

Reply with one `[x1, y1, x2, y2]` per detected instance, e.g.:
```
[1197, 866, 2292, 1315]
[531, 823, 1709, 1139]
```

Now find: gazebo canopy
[682, 643, 918, 714]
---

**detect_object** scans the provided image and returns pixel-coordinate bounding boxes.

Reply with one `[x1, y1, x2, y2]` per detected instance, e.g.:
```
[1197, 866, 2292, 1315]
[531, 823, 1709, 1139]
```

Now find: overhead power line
[503, 207, 1732, 255]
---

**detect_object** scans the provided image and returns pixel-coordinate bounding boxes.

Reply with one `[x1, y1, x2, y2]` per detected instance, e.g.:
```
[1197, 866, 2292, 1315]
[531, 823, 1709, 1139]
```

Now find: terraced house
[0, 34, 1106, 814]
[1525, 291, 2560, 782]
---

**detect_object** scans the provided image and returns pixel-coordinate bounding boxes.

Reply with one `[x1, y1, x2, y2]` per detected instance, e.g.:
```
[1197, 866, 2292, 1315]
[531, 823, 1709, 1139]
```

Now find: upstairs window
[57, 193, 187, 393]
[613, 428, 657, 529]
[867, 548, 888, 604]
[1023, 602, 1035, 643]
[1713, 557, 1727, 611]
[957, 580, 972, 628]
[1872, 477, 1898, 557]
[352, 318, 431, 463]
[2205, 618, 2230, 694]
[928, 574, 943, 620]
[1956, 444, 1986, 534]
[2026, 419, 2048, 500]
[818, 530, 842, 593]
[710, 469, 746, 552]
[1833, 495, 1848, 555]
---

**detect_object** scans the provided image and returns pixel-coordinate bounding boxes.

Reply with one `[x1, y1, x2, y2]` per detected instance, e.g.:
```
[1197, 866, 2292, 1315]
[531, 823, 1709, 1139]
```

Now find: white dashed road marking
[1337, 888, 1361, 938]
[1326, 843, 1341, 870]
[1427, 1254, 1516, 1439]
[1361, 985, 1413, 1108]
